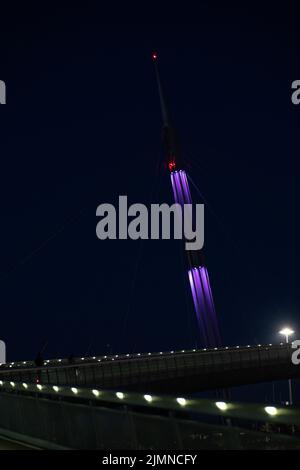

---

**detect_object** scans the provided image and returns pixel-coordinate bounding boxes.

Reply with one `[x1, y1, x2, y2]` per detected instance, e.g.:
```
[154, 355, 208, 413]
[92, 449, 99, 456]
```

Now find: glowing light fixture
[265, 406, 278, 416]
[279, 328, 295, 343]
[144, 394, 153, 403]
[176, 397, 186, 406]
[216, 401, 228, 411]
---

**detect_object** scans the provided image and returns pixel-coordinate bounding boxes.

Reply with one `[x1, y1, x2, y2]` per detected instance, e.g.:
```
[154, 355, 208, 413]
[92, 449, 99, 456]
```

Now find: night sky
[0, 2, 300, 382]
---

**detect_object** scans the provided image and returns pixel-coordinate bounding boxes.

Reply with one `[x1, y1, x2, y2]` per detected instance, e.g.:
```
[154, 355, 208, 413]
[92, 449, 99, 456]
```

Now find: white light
[92, 389, 100, 397]
[116, 392, 124, 400]
[10, 382, 15, 387]
[148, 353, 151, 356]
[176, 397, 186, 406]
[22, 383, 28, 389]
[216, 401, 228, 411]
[144, 394, 153, 403]
[53, 386, 59, 392]
[92, 357, 96, 360]
[279, 328, 294, 337]
[58, 359, 62, 362]
[265, 406, 277, 416]
[23, 361, 26, 364]
[0, 381, 3, 386]
[37, 384, 43, 390]
[71, 387, 78, 394]
[279, 327, 295, 344]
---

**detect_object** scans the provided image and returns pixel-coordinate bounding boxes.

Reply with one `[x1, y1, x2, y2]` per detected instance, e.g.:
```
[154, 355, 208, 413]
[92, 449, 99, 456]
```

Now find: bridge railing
[0, 343, 294, 394]
[0, 342, 297, 398]
[0, 378, 300, 426]
[0, 343, 287, 370]
[0, 379, 300, 449]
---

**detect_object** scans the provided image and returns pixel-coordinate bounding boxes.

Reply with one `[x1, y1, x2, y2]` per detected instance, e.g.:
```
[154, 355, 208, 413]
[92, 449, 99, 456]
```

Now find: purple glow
[171, 170, 192, 206]
[170, 173, 179, 203]
[188, 269, 208, 344]
[170, 170, 221, 347]
[188, 266, 221, 348]
[193, 267, 214, 346]
[180, 171, 192, 204]
[172, 172, 182, 204]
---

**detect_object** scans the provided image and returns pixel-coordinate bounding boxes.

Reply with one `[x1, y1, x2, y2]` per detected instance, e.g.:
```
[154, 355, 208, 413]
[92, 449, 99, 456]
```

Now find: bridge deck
[0, 343, 298, 393]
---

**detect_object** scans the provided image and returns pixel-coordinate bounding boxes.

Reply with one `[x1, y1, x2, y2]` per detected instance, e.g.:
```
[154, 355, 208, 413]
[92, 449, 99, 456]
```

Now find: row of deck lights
[1, 342, 288, 369]
[0, 379, 279, 418]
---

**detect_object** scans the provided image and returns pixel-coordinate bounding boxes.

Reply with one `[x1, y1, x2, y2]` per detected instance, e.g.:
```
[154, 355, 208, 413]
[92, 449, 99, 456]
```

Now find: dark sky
[0, 3, 300, 369]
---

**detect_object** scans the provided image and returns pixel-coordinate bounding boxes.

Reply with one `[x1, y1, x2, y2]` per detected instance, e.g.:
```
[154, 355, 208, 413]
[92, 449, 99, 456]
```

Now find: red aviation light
[168, 160, 176, 172]
[152, 52, 158, 61]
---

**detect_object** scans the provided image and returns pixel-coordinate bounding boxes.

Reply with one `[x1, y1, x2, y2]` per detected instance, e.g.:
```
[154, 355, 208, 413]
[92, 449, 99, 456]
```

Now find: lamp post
[279, 327, 295, 405]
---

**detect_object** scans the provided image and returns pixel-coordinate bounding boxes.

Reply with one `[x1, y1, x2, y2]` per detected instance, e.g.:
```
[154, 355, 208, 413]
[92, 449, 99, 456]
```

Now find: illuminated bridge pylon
[152, 53, 221, 348]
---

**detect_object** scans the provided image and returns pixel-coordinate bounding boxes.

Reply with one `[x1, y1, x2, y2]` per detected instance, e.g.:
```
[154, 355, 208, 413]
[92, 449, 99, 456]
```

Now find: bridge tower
[152, 53, 221, 348]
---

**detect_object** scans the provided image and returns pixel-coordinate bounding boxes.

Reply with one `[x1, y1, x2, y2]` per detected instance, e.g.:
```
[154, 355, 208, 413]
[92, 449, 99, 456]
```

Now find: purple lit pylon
[171, 170, 221, 348]
[153, 54, 222, 348]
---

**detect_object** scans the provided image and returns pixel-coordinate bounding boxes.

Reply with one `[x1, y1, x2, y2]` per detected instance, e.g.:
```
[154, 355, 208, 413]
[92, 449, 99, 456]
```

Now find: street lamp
[279, 327, 295, 344]
[279, 327, 295, 405]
